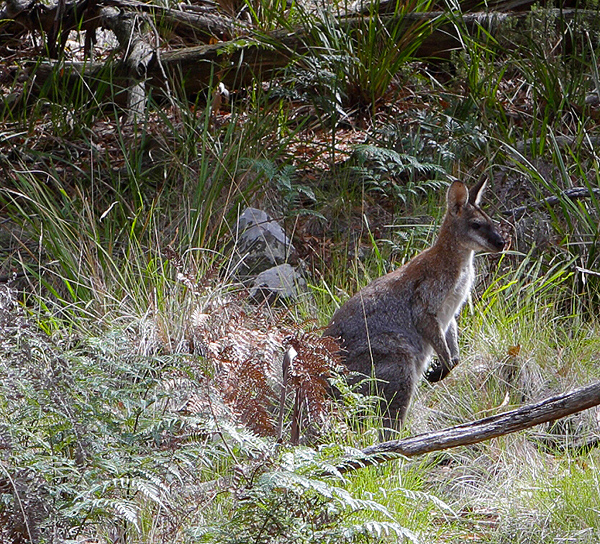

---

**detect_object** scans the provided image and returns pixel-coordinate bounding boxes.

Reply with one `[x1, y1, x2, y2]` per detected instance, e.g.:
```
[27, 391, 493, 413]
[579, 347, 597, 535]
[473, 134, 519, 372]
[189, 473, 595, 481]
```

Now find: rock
[249, 264, 307, 304]
[232, 207, 298, 278]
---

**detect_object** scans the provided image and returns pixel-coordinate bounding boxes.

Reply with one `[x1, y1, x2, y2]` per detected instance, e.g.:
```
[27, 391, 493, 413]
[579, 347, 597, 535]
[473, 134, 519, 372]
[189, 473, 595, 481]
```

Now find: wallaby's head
[445, 179, 505, 253]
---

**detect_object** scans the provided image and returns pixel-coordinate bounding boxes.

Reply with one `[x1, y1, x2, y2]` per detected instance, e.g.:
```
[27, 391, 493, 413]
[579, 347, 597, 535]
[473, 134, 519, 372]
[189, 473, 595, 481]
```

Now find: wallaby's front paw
[425, 358, 458, 383]
[424, 361, 445, 382]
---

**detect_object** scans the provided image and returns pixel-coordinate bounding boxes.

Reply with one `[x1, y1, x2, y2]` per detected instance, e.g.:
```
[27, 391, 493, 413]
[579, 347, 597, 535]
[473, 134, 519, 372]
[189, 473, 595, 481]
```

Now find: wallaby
[324, 179, 505, 430]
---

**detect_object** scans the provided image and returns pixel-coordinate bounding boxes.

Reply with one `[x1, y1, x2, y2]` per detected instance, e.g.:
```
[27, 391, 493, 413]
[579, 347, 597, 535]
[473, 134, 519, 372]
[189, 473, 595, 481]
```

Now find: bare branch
[502, 186, 600, 219]
[337, 381, 600, 474]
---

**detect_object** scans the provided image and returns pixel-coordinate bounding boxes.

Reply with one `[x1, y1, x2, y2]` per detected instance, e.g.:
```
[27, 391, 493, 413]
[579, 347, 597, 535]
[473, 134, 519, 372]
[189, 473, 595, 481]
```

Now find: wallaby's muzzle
[488, 230, 506, 252]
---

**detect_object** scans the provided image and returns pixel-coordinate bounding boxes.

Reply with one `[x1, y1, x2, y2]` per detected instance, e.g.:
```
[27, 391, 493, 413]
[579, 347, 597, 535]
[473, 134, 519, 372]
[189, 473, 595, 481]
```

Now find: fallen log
[150, 8, 600, 92]
[336, 381, 600, 474]
[15, 8, 600, 102]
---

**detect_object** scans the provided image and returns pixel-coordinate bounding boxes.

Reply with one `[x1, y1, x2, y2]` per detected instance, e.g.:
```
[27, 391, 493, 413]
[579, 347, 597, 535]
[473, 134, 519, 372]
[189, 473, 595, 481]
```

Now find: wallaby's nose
[490, 232, 505, 252]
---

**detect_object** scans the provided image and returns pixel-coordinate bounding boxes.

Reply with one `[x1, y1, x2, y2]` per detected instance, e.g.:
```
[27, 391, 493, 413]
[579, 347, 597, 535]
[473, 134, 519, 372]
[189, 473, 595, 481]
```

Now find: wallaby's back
[324, 180, 505, 429]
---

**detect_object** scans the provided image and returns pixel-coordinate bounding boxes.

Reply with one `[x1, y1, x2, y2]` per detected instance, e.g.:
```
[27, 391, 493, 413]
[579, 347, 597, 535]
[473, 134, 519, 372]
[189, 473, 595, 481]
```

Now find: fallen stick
[502, 186, 600, 219]
[337, 381, 600, 474]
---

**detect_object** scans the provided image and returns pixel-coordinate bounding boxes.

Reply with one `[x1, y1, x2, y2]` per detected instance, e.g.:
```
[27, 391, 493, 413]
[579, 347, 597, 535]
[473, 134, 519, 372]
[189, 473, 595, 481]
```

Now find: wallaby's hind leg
[345, 344, 418, 434]
[374, 356, 418, 434]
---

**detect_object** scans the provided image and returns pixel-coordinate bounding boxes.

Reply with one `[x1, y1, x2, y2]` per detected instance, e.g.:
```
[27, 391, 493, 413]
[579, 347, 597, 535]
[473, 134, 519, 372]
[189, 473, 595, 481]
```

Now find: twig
[575, 266, 600, 278]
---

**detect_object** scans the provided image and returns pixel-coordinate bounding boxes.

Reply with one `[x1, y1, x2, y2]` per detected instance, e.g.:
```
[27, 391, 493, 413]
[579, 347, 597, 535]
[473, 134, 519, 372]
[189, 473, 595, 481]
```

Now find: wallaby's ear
[468, 177, 487, 206]
[447, 181, 469, 215]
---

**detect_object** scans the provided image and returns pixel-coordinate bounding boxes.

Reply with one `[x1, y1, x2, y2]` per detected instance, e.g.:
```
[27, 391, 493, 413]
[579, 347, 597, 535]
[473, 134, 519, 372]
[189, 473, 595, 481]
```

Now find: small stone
[232, 208, 298, 279]
[249, 264, 307, 304]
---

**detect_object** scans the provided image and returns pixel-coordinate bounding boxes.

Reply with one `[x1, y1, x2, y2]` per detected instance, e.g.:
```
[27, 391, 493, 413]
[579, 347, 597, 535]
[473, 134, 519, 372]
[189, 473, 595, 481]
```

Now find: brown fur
[324, 180, 505, 430]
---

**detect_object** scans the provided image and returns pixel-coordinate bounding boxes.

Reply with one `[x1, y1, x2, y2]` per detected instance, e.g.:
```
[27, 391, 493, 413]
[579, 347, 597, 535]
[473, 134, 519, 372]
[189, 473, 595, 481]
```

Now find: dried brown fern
[164, 245, 341, 442]
[218, 352, 278, 436]
[284, 332, 341, 444]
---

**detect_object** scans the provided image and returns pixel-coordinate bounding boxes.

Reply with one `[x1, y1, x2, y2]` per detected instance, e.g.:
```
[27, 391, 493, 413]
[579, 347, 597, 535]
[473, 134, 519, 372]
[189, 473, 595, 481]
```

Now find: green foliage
[193, 447, 417, 543]
[534, 459, 600, 537]
[351, 144, 447, 204]
[477, 250, 575, 326]
[515, 8, 590, 121]
[289, 0, 439, 118]
[364, 107, 492, 180]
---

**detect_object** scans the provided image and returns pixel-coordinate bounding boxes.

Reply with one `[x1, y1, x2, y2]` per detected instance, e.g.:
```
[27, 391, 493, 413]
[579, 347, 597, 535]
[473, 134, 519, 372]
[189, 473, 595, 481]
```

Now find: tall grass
[0, 82, 311, 327]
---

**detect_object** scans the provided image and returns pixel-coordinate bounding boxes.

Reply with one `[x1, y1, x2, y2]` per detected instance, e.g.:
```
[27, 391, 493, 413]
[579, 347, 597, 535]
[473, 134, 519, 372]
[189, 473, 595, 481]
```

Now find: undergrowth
[2, 0, 600, 543]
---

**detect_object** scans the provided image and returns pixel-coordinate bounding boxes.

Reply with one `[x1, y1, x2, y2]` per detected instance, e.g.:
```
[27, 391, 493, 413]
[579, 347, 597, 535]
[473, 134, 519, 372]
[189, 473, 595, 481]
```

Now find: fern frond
[284, 331, 340, 434]
[340, 520, 418, 542]
[131, 478, 169, 510]
[63, 497, 140, 531]
[218, 353, 277, 436]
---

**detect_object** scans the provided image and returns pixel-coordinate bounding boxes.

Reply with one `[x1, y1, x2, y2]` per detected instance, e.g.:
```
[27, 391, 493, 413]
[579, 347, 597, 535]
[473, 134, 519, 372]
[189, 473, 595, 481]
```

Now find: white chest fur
[438, 253, 474, 328]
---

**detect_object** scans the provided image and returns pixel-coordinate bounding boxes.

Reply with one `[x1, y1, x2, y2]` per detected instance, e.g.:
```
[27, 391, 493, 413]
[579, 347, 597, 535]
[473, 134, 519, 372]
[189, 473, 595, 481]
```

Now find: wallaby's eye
[470, 221, 481, 230]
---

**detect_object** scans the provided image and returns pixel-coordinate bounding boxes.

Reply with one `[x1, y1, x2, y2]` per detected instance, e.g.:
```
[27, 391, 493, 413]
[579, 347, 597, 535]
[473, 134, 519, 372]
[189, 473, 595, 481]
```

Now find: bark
[336, 381, 600, 474]
[98, 6, 154, 121]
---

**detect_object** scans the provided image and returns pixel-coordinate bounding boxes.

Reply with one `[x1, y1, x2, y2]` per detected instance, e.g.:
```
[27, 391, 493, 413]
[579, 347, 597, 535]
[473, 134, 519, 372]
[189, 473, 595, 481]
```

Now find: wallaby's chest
[437, 259, 474, 327]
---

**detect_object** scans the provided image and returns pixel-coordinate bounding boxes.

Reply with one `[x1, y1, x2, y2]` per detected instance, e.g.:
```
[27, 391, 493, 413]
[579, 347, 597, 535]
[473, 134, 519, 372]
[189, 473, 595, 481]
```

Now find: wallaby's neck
[432, 217, 474, 266]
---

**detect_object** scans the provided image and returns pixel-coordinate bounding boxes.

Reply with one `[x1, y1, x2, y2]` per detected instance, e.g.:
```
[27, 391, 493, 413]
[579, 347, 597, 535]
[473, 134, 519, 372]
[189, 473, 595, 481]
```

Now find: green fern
[192, 446, 417, 544]
[352, 143, 447, 204]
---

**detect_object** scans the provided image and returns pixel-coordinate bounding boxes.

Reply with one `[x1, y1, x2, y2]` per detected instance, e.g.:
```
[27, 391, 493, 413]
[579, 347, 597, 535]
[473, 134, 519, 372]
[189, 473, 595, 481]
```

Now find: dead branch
[336, 381, 600, 474]
[502, 186, 600, 219]
[513, 135, 600, 155]
[1, 0, 157, 116]
[9, 5, 600, 102]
